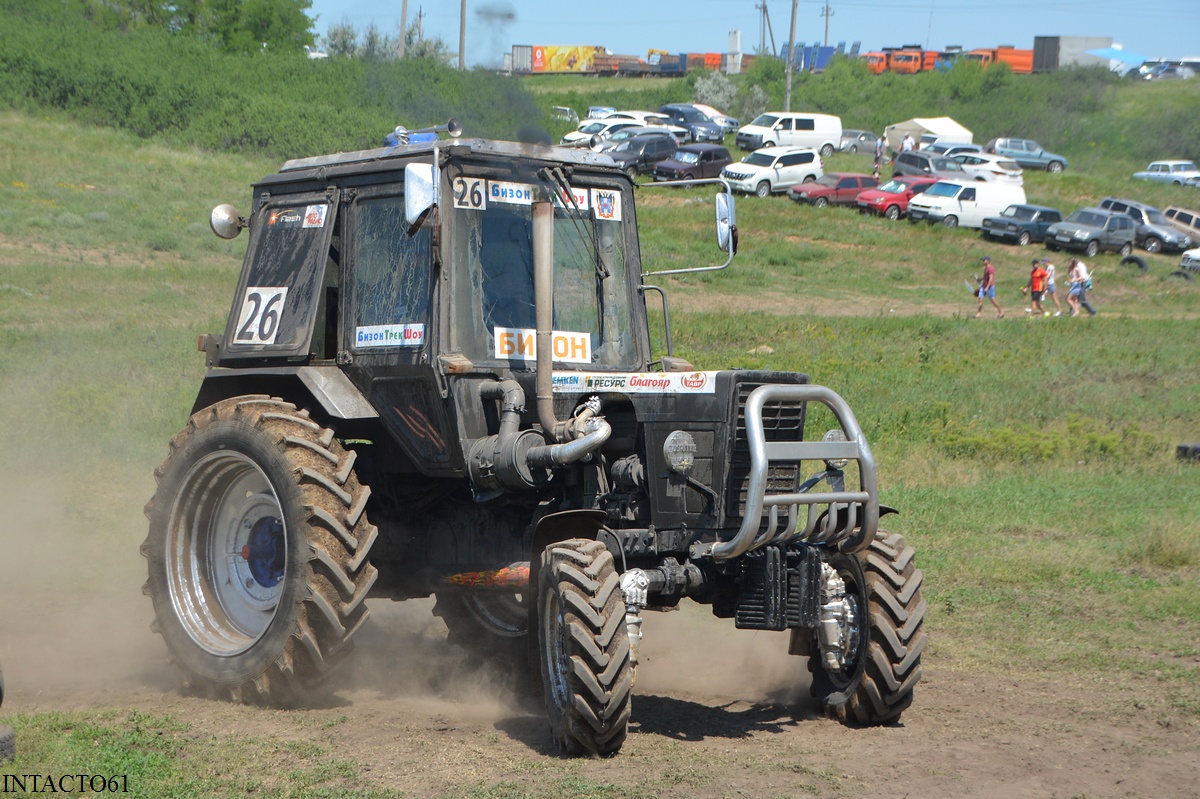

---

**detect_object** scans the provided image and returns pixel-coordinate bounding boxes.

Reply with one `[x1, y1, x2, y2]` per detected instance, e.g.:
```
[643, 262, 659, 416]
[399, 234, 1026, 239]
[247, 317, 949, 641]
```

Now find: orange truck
[965, 46, 1033, 74]
[862, 52, 888, 74]
[886, 47, 926, 74]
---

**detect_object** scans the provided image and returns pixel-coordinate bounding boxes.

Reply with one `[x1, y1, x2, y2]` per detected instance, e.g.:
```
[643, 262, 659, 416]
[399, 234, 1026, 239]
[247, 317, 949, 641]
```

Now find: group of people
[974, 255, 1096, 319]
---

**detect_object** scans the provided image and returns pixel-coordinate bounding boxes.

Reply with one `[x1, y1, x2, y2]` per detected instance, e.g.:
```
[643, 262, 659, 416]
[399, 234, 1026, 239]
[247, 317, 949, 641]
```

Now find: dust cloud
[0, 467, 172, 709]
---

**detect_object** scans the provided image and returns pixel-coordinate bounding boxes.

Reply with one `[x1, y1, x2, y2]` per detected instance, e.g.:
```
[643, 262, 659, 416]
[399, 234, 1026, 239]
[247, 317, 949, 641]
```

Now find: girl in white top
[1041, 258, 1063, 315]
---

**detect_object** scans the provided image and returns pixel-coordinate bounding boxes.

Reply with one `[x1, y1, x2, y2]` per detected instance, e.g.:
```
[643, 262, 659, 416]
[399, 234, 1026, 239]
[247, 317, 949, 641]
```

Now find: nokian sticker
[551, 371, 718, 394]
[355, 323, 425, 348]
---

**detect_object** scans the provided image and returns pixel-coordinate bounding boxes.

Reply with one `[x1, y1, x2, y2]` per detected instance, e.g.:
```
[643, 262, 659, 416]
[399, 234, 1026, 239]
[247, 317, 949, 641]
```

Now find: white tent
[884, 117, 973, 153]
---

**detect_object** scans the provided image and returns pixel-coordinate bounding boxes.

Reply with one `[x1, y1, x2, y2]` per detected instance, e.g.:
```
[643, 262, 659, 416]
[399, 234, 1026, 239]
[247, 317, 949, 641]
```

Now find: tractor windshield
[450, 177, 639, 369]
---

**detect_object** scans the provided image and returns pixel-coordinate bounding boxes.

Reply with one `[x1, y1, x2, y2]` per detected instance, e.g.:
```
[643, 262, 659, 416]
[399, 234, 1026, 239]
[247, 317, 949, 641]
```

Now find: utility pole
[784, 0, 797, 111]
[819, 2, 834, 48]
[458, 0, 466, 71]
[756, 1, 776, 56]
[415, 7, 424, 43]
[398, 0, 407, 59]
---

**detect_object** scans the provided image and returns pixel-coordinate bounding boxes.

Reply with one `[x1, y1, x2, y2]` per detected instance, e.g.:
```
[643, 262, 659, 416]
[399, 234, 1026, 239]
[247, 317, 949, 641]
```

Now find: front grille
[725, 382, 806, 523]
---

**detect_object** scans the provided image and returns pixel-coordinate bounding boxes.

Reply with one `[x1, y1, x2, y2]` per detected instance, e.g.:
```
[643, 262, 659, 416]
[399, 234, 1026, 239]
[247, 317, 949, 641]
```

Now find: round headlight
[663, 431, 697, 475]
[822, 429, 850, 470]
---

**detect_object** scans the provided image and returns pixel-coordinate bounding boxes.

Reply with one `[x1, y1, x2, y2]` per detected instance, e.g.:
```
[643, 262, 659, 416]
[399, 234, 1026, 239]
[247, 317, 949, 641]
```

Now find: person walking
[1023, 258, 1049, 316]
[873, 135, 884, 181]
[1067, 257, 1097, 316]
[975, 256, 1004, 318]
[1041, 257, 1063, 315]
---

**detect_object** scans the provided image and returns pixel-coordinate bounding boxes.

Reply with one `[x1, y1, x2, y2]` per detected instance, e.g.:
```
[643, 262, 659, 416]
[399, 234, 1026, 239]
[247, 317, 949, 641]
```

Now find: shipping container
[1032, 36, 1113, 72]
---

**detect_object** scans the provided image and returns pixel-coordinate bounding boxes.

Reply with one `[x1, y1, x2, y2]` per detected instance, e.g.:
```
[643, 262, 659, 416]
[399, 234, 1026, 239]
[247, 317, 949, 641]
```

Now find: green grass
[1, 81, 1198, 794]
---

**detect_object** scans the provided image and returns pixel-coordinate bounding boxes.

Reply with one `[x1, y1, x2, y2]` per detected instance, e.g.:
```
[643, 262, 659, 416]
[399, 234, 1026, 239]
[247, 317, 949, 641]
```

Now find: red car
[855, 175, 939, 220]
[787, 173, 878, 207]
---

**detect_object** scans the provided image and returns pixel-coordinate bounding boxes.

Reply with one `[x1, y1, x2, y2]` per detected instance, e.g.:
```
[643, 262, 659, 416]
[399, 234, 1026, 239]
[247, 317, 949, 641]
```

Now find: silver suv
[1046, 208, 1135, 257]
[892, 151, 967, 180]
[1098, 197, 1194, 254]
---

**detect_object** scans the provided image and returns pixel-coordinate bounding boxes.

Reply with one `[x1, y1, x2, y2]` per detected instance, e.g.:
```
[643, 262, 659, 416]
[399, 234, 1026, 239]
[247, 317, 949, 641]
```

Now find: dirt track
[3, 588, 1197, 799]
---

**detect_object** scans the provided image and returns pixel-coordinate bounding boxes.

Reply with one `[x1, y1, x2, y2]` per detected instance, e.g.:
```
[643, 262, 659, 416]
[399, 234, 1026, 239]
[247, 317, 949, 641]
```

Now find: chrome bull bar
[705, 384, 879, 561]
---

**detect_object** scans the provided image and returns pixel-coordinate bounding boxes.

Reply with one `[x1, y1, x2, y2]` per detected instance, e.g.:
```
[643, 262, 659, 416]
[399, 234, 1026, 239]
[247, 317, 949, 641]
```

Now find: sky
[305, 0, 1200, 68]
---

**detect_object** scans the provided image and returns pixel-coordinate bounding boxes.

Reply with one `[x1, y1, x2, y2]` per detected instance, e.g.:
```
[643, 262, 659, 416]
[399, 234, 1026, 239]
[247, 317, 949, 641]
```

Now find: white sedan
[953, 153, 1024, 185]
[561, 119, 643, 144]
[1133, 161, 1200, 185]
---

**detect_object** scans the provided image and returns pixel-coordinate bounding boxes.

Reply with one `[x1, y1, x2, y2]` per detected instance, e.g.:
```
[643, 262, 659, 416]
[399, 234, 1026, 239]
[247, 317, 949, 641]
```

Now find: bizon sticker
[355, 323, 425, 348]
[489, 181, 535, 205]
[592, 189, 622, 221]
[303, 204, 328, 228]
[554, 185, 590, 211]
[494, 327, 591, 364]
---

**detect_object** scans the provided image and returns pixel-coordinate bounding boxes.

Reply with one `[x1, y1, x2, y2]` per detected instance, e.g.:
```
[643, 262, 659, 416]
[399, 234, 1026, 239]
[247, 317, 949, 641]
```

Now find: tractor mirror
[405, 163, 436, 225]
[210, 204, 244, 240]
[715, 192, 737, 254]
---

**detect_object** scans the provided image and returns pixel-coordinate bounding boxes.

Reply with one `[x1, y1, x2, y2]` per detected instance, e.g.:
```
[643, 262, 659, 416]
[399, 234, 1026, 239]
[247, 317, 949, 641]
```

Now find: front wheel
[884, 205, 901, 221]
[1143, 236, 1162, 253]
[814, 197, 830, 208]
[1085, 240, 1100, 258]
[820, 144, 835, 158]
[808, 530, 926, 725]
[539, 539, 631, 756]
[1047, 161, 1064, 173]
[755, 180, 771, 198]
[942, 215, 959, 229]
[1018, 231, 1032, 247]
[142, 396, 378, 705]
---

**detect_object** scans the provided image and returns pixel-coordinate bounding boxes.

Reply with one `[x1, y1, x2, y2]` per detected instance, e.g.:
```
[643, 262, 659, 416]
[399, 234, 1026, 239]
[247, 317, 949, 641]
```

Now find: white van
[735, 112, 842, 157]
[907, 181, 1026, 229]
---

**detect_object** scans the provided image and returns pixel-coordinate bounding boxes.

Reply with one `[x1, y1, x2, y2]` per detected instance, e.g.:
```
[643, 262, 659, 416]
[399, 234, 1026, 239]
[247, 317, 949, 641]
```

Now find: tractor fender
[191, 365, 378, 420]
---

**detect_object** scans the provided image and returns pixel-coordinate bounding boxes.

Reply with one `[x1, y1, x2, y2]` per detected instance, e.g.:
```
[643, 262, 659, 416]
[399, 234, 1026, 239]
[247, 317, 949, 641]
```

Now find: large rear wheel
[142, 396, 378, 705]
[808, 530, 926, 725]
[538, 539, 631, 756]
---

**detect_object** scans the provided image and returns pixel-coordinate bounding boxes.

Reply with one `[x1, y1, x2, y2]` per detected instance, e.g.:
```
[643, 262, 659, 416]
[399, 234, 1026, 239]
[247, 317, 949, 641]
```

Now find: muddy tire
[809, 530, 926, 725]
[0, 725, 13, 763]
[538, 539, 631, 756]
[142, 395, 378, 706]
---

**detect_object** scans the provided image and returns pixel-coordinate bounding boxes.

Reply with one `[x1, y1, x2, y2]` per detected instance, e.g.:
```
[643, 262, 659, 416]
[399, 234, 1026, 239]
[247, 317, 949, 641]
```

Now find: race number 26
[452, 177, 487, 210]
[234, 287, 288, 345]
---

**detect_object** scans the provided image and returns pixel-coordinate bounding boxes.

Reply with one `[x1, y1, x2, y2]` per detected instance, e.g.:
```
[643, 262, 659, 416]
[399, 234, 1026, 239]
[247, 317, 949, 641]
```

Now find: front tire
[809, 530, 926, 725]
[755, 180, 771, 198]
[1047, 161, 1064, 173]
[142, 396, 378, 705]
[814, 197, 830, 208]
[538, 539, 631, 756]
[1143, 236, 1162, 253]
[942, 215, 959, 229]
[820, 144, 835, 158]
[1018, 231, 1032, 246]
[884, 205, 901, 221]
[1085, 240, 1100, 258]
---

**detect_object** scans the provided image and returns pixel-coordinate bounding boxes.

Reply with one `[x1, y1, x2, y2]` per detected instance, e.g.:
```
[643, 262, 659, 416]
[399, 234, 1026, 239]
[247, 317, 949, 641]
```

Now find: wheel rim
[885, 206, 899, 220]
[1146, 239, 1161, 253]
[818, 562, 865, 691]
[756, 182, 770, 197]
[463, 593, 528, 638]
[1019, 233, 1031, 246]
[541, 587, 570, 711]
[816, 198, 828, 207]
[167, 451, 286, 656]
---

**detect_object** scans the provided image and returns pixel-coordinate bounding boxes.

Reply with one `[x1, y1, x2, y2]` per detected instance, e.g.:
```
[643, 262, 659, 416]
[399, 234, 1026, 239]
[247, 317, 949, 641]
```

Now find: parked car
[561, 118, 641, 144]
[586, 106, 616, 119]
[892, 150, 968, 180]
[1045, 208, 1136, 256]
[597, 126, 677, 148]
[604, 135, 679, 177]
[907, 181, 1027, 229]
[1164, 206, 1200, 242]
[652, 143, 734, 181]
[788, 173, 878, 207]
[984, 138, 1068, 173]
[923, 142, 982, 158]
[856, 175, 940, 220]
[1098, 197, 1195, 253]
[657, 104, 726, 143]
[981, 204, 1063, 246]
[953, 153, 1024, 185]
[551, 106, 579, 124]
[1178, 247, 1200, 277]
[693, 103, 739, 134]
[839, 130, 878, 153]
[736, 112, 842, 156]
[1132, 160, 1200, 185]
[720, 146, 824, 196]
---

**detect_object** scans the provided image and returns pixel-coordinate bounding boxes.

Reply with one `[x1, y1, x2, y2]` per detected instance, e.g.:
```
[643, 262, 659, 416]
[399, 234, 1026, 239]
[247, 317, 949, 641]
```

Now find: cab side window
[350, 195, 432, 346]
